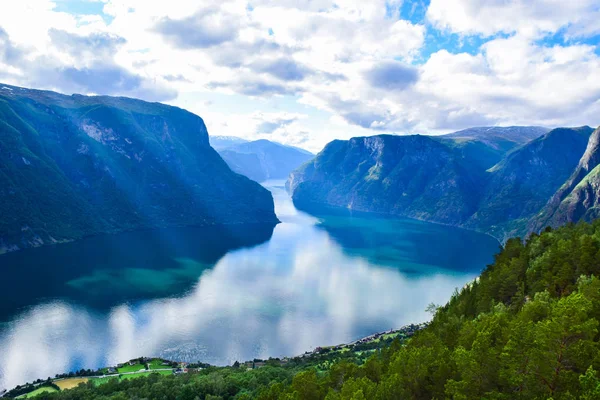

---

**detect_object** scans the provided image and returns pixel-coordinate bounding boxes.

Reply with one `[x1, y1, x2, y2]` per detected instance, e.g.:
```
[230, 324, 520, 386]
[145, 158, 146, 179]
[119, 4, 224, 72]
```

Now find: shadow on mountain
[0, 223, 275, 315]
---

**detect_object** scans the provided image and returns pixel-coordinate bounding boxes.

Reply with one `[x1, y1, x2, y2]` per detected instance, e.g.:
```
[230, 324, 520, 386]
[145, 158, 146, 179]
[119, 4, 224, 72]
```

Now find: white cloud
[426, 0, 600, 39]
[0, 0, 598, 151]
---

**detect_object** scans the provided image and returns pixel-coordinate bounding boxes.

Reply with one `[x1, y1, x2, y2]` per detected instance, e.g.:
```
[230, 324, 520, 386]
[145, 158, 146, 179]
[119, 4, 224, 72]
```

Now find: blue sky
[0, 0, 599, 151]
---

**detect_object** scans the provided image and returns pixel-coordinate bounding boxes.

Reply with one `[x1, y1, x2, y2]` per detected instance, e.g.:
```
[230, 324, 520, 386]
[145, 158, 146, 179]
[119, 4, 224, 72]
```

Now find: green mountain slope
[288, 134, 484, 226]
[0, 84, 277, 253]
[465, 126, 593, 240]
[439, 126, 550, 170]
[288, 127, 594, 241]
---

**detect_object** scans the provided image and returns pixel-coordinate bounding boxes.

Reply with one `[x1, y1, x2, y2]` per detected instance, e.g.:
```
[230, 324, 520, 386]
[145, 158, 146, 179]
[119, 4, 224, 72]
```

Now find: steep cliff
[0, 84, 278, 253]
[288, 135, 483, 225]
[465, 126, 593, 240]
[289, 127, 594, 241]
[531, 127, 600, 230]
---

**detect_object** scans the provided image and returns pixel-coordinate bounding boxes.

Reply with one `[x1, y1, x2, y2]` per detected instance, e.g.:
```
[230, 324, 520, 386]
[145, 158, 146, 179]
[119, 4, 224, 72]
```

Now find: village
[303, 322, 428, 357]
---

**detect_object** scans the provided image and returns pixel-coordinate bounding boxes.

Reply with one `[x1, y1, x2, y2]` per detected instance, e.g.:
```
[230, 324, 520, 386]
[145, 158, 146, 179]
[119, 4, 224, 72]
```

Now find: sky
[0, 0, 599, 152]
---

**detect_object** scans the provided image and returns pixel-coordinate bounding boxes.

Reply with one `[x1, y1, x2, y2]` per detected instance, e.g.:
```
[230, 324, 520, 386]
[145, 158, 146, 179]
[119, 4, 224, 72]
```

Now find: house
[173, 368, 188, 375]
[128, 361, 137, 366]
[254, 361, 266, 368]
[107, 367, 117, 374]
[117, 363, 124, 368]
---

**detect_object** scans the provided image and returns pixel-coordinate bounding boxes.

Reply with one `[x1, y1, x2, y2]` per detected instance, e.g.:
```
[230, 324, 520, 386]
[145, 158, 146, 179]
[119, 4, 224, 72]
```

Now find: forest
[10, 220, 600, 400]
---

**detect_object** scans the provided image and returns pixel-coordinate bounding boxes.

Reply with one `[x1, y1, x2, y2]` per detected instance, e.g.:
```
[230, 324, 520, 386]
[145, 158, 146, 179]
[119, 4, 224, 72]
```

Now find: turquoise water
[0, 181, 500, 391]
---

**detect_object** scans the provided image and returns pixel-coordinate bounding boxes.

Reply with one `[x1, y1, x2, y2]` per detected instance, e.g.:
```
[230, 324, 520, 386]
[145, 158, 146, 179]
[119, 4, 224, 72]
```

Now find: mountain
[216, 139, 314, 183]
[437, 126, 551, 170]
[0, 84, 278, 254]
[444, 126, 550, 147]
[209, 135, 249, 150]
[466, 126, 593, 240]
[531, 126, 600, 230]
[288, 127, 594, 241]
[288, 134, 483, 225]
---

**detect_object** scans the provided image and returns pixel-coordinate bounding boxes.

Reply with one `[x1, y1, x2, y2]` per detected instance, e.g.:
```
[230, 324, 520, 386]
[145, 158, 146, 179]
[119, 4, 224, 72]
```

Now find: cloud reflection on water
[0, 182, 494, 391]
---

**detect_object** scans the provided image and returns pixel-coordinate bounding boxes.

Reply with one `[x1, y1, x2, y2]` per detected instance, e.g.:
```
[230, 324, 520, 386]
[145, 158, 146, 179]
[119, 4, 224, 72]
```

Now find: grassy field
[148, 359, 171, 370]
[16, 386, 58, 398]
[90, 376, 117, 387]
[90, 370, 173, 387]
[119, 371, 173, 381]
[55, 378, 89, 390]
[116, 363, 145, 373]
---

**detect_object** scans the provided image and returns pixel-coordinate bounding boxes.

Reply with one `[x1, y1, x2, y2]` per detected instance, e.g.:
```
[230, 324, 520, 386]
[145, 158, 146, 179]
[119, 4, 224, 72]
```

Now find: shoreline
[1, 322, 429, 398]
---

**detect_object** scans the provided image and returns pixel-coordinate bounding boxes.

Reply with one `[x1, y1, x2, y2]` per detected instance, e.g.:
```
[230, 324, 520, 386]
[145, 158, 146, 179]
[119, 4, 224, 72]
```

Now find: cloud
[154, 8, 239, 49]
[61, 64, 141, 92]
[48, 29, 126, 59]
[162, 74, 192, 83]
[209, 39, 285, 68]
[0, 26, 176, 102]
[250, 58, 312, 81]
[0, 27, 24, 64]
[256, 114, 300, 134]
[426, 0, 600, 38]
[1, 0, 600, 152]
[207, 79, 299, 97]
[364, 61, 419, 91]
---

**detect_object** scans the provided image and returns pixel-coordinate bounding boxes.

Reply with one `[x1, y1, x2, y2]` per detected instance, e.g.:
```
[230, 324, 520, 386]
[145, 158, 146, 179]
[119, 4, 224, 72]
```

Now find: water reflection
[0, 223, 275, 314]
[0, 181, 500, 391]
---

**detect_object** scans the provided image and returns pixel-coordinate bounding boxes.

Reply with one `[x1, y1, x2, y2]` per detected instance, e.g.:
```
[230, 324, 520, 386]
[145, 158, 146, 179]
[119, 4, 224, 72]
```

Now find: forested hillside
[288, 127, 596, 242]
[0, 85, 278, 253]
[15, 220, 600, 399]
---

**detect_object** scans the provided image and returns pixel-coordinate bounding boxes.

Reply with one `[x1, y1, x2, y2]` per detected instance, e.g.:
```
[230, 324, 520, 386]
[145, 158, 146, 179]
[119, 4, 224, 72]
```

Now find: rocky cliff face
[288, 135, 483, 225]
[465, 127, 593, 241]
[0, 84, 278, 253]
[288, 127, 596, 241]
[530, 127, 600, 231]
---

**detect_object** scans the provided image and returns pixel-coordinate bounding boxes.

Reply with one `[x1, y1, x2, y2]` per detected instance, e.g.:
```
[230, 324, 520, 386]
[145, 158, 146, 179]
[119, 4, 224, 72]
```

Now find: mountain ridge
[0, 84, 278, 253]
[530, 126, 600, 231]
[289, 126, 596, 241]
[214, 138, 314, 182]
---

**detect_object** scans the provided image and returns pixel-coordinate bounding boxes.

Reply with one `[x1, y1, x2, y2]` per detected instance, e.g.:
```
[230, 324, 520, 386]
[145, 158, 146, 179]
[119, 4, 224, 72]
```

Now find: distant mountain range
[208, 135, 250, 151]
[0, 84, 278, 254]
[445, 126, 549, 147]
[288, 126, 599, 241]
[210, 136, 313, 182]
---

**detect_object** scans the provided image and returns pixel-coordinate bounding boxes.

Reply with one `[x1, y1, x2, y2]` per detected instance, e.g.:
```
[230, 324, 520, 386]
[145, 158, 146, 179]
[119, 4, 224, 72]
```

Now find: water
[0, 181, 500, 391]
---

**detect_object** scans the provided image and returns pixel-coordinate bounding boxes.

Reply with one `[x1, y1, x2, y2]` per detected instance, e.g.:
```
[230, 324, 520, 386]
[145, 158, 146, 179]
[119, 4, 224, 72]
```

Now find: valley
[1, 1, 599, 398]
[210, 136, 313, 183]
[1, 86, 599, 400]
